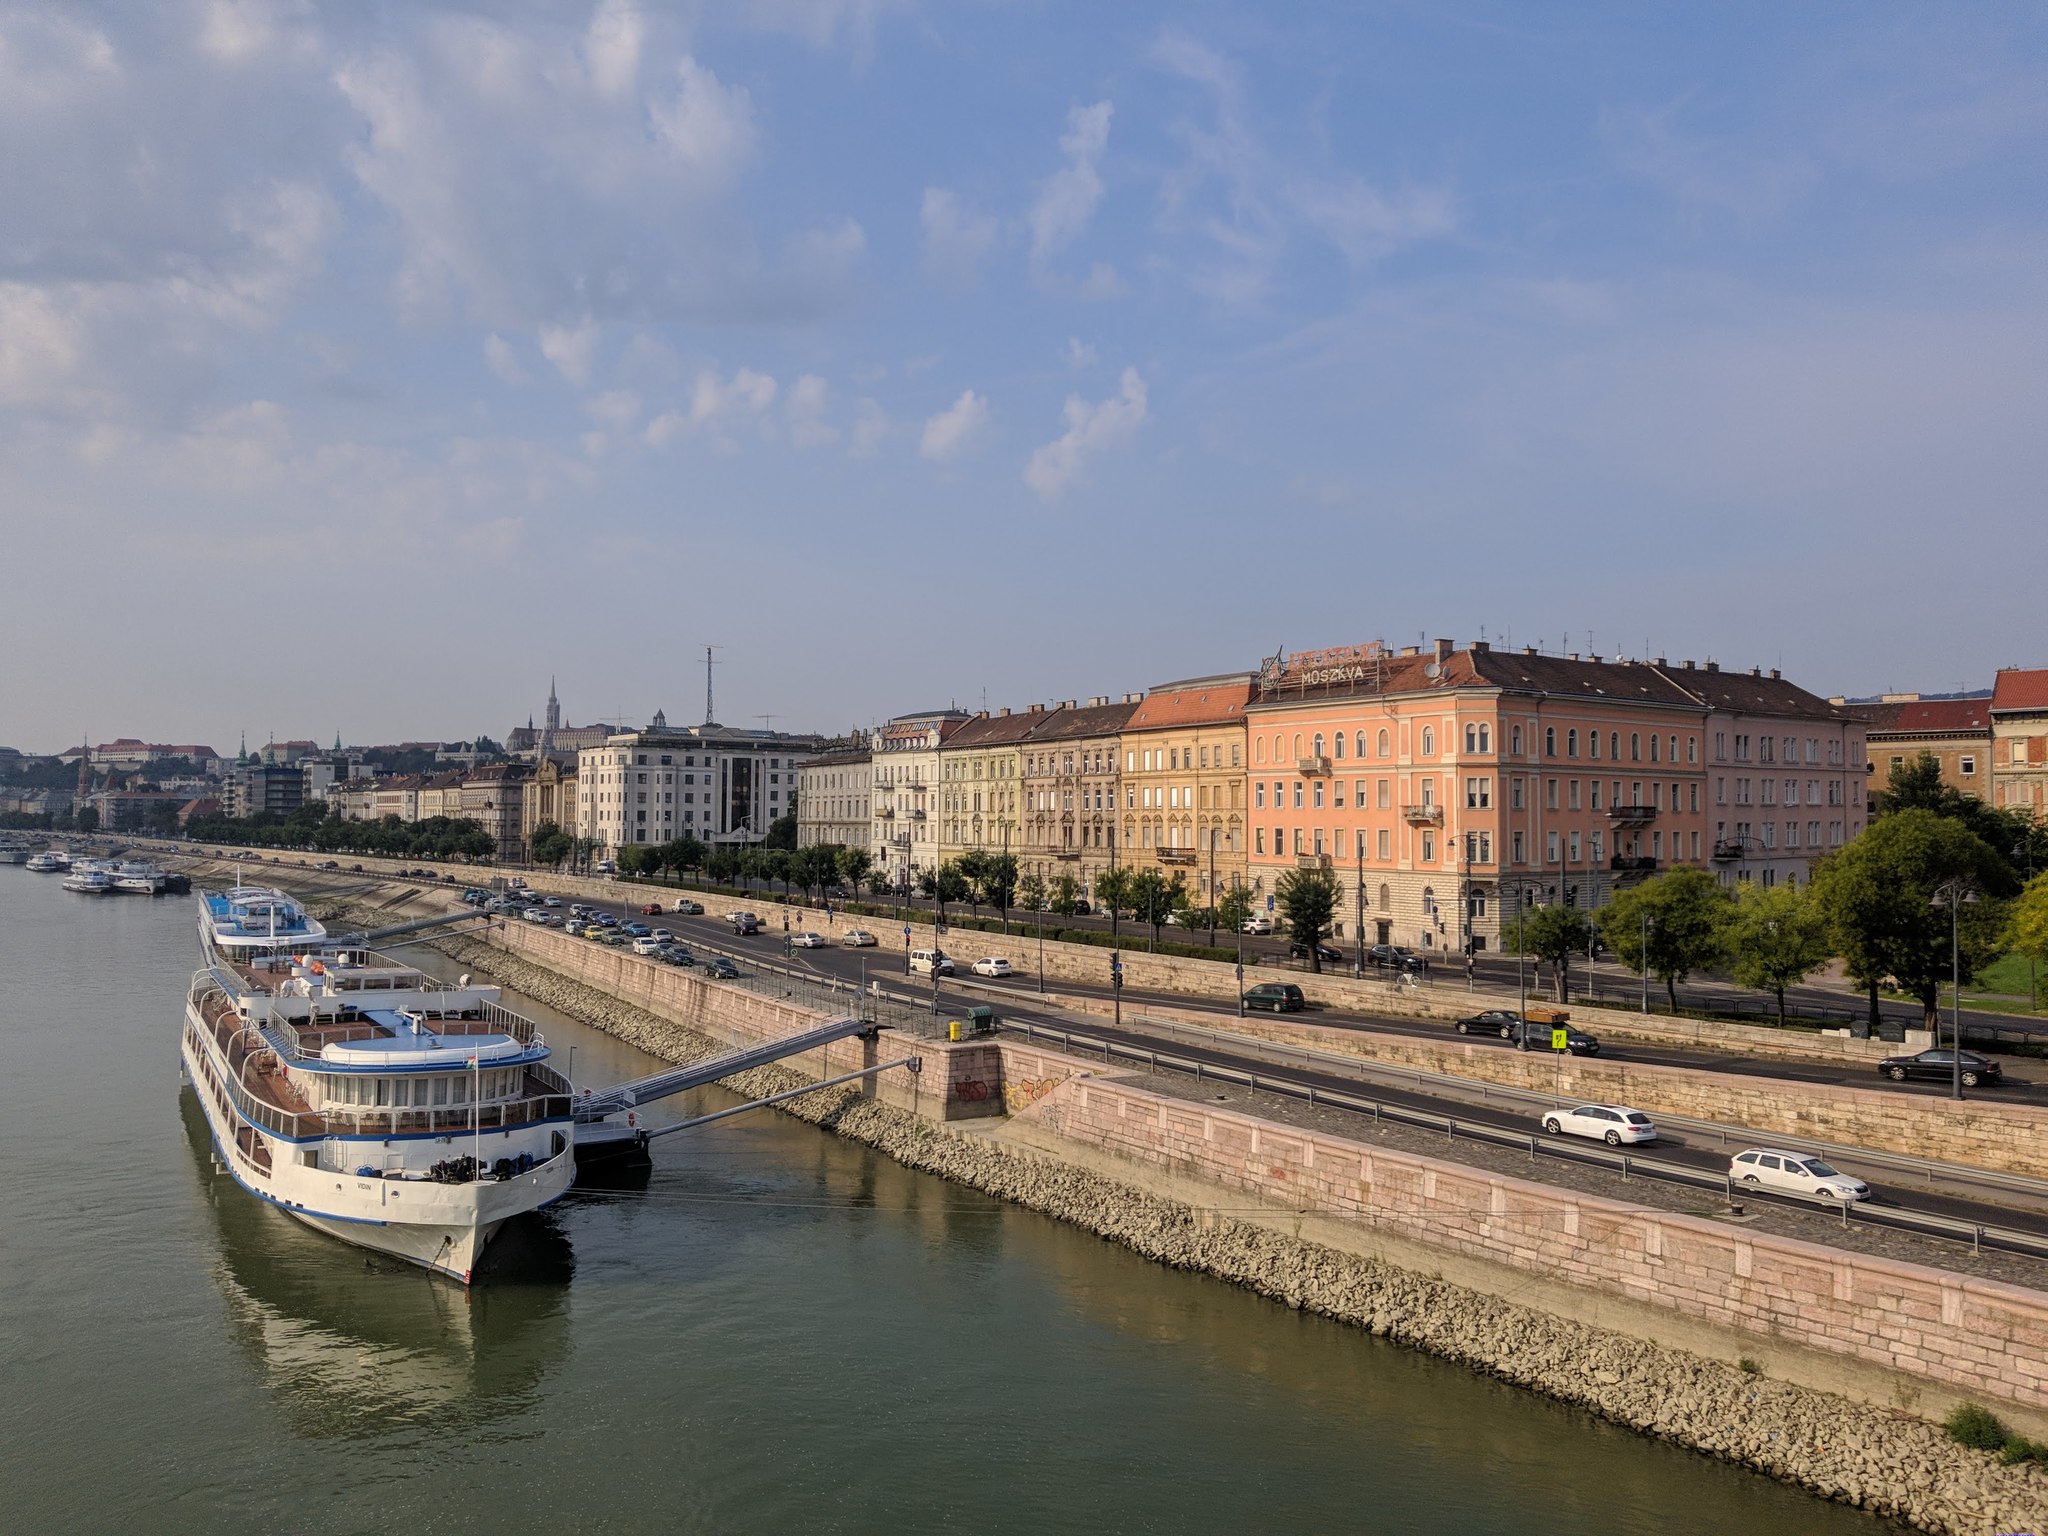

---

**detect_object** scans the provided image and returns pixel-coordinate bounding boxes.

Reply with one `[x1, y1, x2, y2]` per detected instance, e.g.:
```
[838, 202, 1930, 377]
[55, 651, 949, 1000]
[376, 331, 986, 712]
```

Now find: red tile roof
[1859, 698, 1991, 736]
[1991, 668, 2048, 713]
[1124, 675, 1253, 731]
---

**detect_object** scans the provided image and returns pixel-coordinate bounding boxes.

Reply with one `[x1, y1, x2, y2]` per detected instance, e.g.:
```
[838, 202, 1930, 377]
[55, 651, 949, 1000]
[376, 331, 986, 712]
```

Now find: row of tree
[186, 803, 496, 859]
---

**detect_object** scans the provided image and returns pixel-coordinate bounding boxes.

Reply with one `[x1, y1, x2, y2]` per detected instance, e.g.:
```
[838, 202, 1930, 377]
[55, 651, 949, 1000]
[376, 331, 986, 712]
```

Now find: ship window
[375, 1076, 391, 1107]
[452, 1075, 468, 1105]
[434, 1075, 449, 1107]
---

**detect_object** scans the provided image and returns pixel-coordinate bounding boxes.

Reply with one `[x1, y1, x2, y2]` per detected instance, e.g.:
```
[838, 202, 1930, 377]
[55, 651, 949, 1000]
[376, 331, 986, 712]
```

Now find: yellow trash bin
[948, 1020, 962, 1042]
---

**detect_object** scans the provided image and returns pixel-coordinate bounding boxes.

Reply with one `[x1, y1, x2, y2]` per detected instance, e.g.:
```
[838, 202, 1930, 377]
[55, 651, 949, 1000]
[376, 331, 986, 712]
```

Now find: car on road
[972, 957, 1014, 978]
[791, 932, 829, 949]
[316, 859, 339, 869]
[1454, 1012, 1602, 1055]
[842, 929, 878, 947]
[541, 895, 563, 908]
[673, 898, 704, 915]
[1541, 1104, 1657, 1145]
[1242, 982, 1305, 1012]
[1289, 940, 1344, 965]
[598, 930, 633, 947]
[620, 921, 650, 937]
[1729, 1149, 1871, 1202]
[632, 937, 663, 955]
[1368, 944, 1425, 972]
[1876, 1048, 2002, 1088]
[729, 911, 761, 935]
[521, 907, 551, 924]
[1455, 1009, 1522, 1035]
[640, 902, 664, 916]
[909, 949, 955, 977]
[595, 912, 619, 928]
[579, 925, 607, 940]
[705, 956, 739, 980]
[657, 945, 696, 967]
[1240, 915, 1275, 935]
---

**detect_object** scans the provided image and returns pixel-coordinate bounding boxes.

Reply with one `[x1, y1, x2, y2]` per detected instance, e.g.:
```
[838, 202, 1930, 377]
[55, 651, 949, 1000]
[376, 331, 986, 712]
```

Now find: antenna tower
[703, 645, 722, 726]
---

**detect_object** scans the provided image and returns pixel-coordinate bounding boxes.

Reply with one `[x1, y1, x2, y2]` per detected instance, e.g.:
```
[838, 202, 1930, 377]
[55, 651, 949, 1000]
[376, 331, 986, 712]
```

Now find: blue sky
[3, 2, 2043, 753]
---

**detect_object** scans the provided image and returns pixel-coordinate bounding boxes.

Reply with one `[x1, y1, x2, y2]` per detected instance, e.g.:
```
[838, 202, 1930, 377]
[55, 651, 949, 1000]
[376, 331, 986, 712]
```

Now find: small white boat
[27, 850, 71, 873]
[113, 860, 168, 895]
[63, 868, 114, 894]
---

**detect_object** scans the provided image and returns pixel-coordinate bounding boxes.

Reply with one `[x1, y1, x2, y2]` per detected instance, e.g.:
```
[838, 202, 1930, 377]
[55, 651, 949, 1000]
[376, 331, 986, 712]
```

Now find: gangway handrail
[644, 1055, 922, 1139]
[576, 1017, 879, 1119]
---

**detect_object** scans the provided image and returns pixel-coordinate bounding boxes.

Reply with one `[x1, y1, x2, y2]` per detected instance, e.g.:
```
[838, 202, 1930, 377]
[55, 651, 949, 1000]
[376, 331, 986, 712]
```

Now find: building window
[1544, 727, 1556, 757]
[1292, 783, 1303, 809]
[1377, 830, 1391, 860]
[1511, 725, 1523, 755]
[1421, 833, 1435, 862]
[1960, 755, 1976, 776]
[1512, 831, 1525, 863]
[1566, 728, 1578, 758]
[1377, 729, 1390, 758]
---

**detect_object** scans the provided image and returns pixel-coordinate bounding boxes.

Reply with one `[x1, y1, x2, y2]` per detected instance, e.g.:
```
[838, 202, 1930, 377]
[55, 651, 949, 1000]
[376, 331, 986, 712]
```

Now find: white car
[1541, 1104, 1657, 1145]
[1730, 1149, 1871, 1202]
[649, 928, 673, 943]
[1241, 916, 1274, 935]
[542, 895, 563, 908]
[521, 907, 551, 924]
[791, 932, 829, 949]
[673, 898, 703, 915]
[842, 929, 878, 947]
[631, 936, 663, 955]
[972, 957, 1013, 978]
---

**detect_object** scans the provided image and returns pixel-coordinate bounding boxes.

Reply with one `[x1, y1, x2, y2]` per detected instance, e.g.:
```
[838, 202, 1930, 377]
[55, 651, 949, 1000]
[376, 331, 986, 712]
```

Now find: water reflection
[182, 1092, 570, 1440]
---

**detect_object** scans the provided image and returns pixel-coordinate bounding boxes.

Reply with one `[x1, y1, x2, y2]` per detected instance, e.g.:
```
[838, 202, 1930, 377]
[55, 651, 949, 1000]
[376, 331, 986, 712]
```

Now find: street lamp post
[1504, 878, 1544, 1045]
[1355, 834, 1367, 978]
[1932, 880, 1977, 1101]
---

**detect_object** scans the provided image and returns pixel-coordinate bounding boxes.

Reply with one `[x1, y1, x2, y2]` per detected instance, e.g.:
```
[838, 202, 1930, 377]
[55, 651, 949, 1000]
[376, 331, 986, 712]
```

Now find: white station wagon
[972, 957, 1014, 977]
[1540, 1104, 1657, 1145]
[1730, 1148, 1871, 1202]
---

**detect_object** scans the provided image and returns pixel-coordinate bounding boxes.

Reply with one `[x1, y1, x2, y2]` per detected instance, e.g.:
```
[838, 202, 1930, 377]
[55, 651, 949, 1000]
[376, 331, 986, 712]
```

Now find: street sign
[1551, 1027, 1569, 1052]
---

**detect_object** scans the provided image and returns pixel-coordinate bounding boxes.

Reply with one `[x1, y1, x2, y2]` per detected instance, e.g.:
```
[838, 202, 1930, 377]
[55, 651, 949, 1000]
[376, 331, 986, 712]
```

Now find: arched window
[1610, 732, 1620, 760]
[1312, 733, 1325, 758]
[1544, 727, 1557, 757]
[1378, 882, 1391, 912]
[1333, 733, 1345, 760]
[1630, 733, 1641, 762]
[1355, 731, 1366, 758]
[1649, 734, 1660, 763]
[1566, 728, 1578, 758]
[1377, 729, 1390, 757]
[1273, 734, 1285, 761]
[1589, 730, 1601, 760]
[1422, 886, 1437, 917]
[1293, 733, 1304, 758]
[1511, 725, 1523, 755]
[1421, 726, 1435, 756]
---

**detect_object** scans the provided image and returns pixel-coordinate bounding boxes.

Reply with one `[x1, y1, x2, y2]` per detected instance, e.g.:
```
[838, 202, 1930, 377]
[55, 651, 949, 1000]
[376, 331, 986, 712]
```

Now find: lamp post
[1108, 826, 1122, 1031]
[1504, 878, 1544, 1043]
[1932, 879, 1977, 1101]
[1640, 910, 1655, 1014]
[1355, 832, 1367, 978]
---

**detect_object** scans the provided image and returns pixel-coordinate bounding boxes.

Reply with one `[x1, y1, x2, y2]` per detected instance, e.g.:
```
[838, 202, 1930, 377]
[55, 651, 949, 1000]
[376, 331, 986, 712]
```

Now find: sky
[2, 1, 2044, 755]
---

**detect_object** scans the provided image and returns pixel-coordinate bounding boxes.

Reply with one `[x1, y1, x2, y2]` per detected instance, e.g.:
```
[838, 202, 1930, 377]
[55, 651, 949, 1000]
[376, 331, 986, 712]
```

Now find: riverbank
[293, 889, 2048, 1536]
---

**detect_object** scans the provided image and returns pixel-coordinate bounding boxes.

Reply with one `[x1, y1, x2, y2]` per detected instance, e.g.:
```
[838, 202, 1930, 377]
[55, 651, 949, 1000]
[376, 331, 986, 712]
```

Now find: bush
[1737, 1357, 1763, 1376]
[1945, 1402, 2009, 1451]
[1998, 1435, 2048, 1466]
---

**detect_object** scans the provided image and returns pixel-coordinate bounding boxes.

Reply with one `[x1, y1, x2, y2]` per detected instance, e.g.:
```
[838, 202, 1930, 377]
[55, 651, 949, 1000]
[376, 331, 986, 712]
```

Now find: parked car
[632, 937, 663, 955]
[1241, 915, 1274, 935]
[521, 907, 551, 924]
[1876, 1049, 2002, 1088]
[595, 913, 619, 928]
[673, 898, 704, 915]
[593, 859, 618, 874]
[579, 925, 607, 940]
[791, 932, 829, 949]
[598, 930, 632, 947]
[842, 929, 878, 947]
[971, 957, 1013, 978]
[909, 949, 955, 977]
[640, 902, 664, 916]
[542, 895, 563, 908]
[316, 859, 339, 870]
[658, 946, 696, 967]
[706, 956, 740, 980]
[1541, 1104, 1656, 1145]
[1730, 1149, 1871, 1202]
[1289, 940, 1344, 965]
[1243, 982, 1305, 1013]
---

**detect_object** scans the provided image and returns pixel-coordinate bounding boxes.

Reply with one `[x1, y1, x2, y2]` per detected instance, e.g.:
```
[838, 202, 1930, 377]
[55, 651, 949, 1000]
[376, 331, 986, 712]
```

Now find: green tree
[2008, 873, 2048, 1007]
[954, 850, 991, 919]
[617, 844, 656, 876]
[1126, 868, 1182, 950]
[1721, 880, 1834, 1025]
[1017, 872, 1048, 915]
[1810, 809, 2012, 1030]
[1092, 865, 1134, 921]
[837, 845, 873, 895]
[529, 820, 572, 868]
[1049, 872, 1082, 917]
[1875, 752, 2030, 872]
[1273, 865, 1341, 972]
[1504, 904, 1594, 1002]
[1216, 880, 1256, 940]
[981, 852, 1020, 931]
[762, 812, 797, 851]
[75, 805, 100, 834]
[1596, 868, 1734, 1012]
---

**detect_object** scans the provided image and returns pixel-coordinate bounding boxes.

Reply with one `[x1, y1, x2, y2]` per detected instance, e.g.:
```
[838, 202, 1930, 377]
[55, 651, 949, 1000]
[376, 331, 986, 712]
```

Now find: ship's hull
[182, 1003, 575, 1284]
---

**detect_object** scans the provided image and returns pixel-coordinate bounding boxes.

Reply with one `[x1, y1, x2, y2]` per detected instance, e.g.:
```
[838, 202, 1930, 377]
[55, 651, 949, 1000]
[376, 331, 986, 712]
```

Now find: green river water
[0, 869, 1899, 1534]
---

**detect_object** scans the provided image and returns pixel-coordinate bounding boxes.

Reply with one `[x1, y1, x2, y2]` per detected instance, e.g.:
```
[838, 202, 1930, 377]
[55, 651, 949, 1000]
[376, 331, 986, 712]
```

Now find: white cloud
[585, 389, 641, 431]
[1024, 367, 1148, 499]
[647, 56, 757, 182]
[1079, 262, 1124, 301]
[484, 333, 529, 384]
[921, 187, 998, 286]
[644, 366, 778, 446]
[538, 319, 600, 386]
[849, 397, 888, 457]
[919, 389, 989, 461]
[583, 0, 644, 98]
[1062, 337, 1098, 369]
[1029, 100, 1113, 272]
[787, 373, 837, 447]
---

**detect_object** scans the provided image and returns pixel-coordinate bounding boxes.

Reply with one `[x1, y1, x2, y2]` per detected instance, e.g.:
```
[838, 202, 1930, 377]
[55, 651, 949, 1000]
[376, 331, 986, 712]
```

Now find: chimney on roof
[1399, 645, 1420, 657]
[1471, 640, 1490, 654]
[1683, 660, 1696, 670]
[998, 707, 1010, 717]
[1706, 661, 1720, 672]
[1768, 668, 1781, 681]
[1125, 691, 1142, 703]
[1568, 653, 1580, 662]
[1654, 656, 1667, 667]
[1029, 703, 1045, 714]
[1434, 637, 1453, 663]
[1749, 666, 1762, 677]
[1060, 699, 1076, 709]
[1522, 646, 1537, 657]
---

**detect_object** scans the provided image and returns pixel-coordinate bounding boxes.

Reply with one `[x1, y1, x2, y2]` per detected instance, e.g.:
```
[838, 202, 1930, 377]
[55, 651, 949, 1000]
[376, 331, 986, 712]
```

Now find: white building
[868, 710, 969, 889]
[576, 715, 826, 855]
[796, 748, 873, 851]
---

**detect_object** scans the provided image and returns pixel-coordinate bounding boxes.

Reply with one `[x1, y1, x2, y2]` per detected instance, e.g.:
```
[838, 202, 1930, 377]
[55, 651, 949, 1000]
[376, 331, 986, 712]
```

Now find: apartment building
[1691, 665, 1867, 889]
[937, 707, 1044, 865]
[1991, 668, 2048, 821]
[577, 720, 824, 856]
[461, 761, 530, 863]
[797, 748, 873, 850]
[1020, 697, 1140, 900]
[1849, 696, 1993, 802]
[1119, 674, 1251, 906]
[519, 757, 577, 855]
[868, 710, 969, 889]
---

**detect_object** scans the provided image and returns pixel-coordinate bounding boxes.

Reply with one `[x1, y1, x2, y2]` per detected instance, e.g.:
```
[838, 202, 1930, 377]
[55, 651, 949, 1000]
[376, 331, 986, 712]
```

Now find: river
[0, 868, 1899, 1534]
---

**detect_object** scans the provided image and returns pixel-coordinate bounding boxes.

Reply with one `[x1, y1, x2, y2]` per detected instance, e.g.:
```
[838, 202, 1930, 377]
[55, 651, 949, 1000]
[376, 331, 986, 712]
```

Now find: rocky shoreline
[324, 898, 2046, 1536]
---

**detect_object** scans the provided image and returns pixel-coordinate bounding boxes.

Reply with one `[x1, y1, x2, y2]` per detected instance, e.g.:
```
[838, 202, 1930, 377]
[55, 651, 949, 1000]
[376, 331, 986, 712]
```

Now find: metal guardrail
[1003, 1018, 2048, 1263]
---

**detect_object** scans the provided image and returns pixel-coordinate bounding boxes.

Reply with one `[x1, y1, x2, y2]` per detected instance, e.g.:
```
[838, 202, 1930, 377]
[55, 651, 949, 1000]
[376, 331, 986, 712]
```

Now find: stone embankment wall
[393, 899, 2048, 1535]
[1045, 995, 2048, 1181]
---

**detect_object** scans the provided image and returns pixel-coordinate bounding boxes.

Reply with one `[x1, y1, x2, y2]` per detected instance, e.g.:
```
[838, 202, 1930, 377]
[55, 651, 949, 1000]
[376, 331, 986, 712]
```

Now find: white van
[909, 949, 955, 977]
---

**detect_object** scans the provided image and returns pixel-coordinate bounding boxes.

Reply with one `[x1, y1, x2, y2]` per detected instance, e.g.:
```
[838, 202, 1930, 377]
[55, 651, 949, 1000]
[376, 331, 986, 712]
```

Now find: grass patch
[1946, 1402, 2011, 1451]
[1968, 951, 2043, 1005]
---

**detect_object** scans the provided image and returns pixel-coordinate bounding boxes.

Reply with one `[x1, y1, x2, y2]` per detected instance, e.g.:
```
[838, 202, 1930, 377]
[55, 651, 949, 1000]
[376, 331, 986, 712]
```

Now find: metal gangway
[571, 1017, 920, 1160]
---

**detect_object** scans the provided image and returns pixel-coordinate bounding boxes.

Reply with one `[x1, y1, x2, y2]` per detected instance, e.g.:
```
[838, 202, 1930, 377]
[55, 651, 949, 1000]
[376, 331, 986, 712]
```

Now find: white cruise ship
[113, 860, 168, 894]
[27, 849, 71, 872]
[184, 890, 576, 1282]
[62, 862, 114, 894]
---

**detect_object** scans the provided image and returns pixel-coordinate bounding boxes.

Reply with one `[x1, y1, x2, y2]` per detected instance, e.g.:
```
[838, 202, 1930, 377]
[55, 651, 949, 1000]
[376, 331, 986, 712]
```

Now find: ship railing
[319, 1094, 574, 1139]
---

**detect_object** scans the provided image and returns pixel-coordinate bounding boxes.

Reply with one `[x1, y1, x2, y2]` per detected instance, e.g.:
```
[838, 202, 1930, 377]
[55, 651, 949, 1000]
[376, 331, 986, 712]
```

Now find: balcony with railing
[1295, 852, 1333, 869]
[1401, 803, 1444, 826]
[905, 808, 927, 820]
[874, 805, 895, 819]
[1609, 855, 1659, 872]
[1608, 804, 1658, 824]
[1297, 754, 1332, 776]
[1156, 847, 1197, 865]
[1712, 840, 1746, 862]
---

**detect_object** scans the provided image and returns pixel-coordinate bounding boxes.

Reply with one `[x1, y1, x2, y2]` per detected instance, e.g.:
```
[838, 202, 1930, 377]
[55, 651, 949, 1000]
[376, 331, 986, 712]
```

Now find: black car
[1367, 944, 1425, 972]
[1289, 940, 1345, 965]
[1507, 1019, 1600, 1055]
[1243, 982, 1305, 1013]
[706, 956, 740, 980]
[1877, 1049, 2001, 1088]
[1455, 1009, 1522, 1036]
